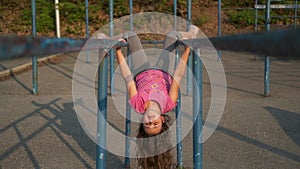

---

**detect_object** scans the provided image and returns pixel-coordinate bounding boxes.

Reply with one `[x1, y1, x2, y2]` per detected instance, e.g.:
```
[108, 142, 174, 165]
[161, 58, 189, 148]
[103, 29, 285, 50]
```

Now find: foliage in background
[21, 0, 55, 32]
[222, 0, 254, 7]
[227, 10, 255, 28]
[3, 0, 299, 36]
[224, 0, 299, 29]
[192, 15, 208, 26]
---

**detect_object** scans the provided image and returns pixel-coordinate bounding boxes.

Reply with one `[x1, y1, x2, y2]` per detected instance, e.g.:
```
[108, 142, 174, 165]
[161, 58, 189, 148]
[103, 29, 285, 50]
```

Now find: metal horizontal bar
[222, 7, 255, 10]
[256, 15, 300, 19]
[180, 28, 300, 57]
[255, 4, 300, 9]
[0, 36, 128, 60]
[0, 28, 299, 60]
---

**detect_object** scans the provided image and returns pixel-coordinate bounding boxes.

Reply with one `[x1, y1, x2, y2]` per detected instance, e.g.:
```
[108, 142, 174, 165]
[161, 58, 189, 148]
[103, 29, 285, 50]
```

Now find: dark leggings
[125, 31, 182, 76]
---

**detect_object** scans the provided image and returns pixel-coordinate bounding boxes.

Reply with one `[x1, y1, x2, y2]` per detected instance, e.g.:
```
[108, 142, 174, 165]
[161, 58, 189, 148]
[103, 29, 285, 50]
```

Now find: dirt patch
[193, 3, 254, 37]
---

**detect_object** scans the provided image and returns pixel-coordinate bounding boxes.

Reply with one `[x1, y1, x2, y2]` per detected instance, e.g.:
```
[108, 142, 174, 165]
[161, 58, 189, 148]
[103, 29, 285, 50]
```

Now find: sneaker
[96, 33, 110, 39]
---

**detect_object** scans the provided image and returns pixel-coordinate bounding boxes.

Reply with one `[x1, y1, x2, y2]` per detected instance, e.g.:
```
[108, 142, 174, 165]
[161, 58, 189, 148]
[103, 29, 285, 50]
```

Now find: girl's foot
[96, 33, 110, 39]
[180, 25, 199, 40]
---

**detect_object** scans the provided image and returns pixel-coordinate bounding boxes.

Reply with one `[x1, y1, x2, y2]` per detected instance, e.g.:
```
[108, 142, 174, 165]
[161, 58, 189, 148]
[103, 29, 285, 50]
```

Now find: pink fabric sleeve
[129, 94, 145, 114]
[162, 96, 177, 114]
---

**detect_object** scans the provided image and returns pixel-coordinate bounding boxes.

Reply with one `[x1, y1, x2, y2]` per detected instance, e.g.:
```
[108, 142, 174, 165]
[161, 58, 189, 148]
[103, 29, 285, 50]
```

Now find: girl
[115, 27, 197, 136]
[98, 26, 198, 168]
[115, 28, 197, 169]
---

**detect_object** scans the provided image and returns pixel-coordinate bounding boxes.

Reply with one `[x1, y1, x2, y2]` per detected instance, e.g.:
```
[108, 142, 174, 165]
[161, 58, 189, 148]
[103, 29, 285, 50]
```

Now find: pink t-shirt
[129, 69, 177, 114]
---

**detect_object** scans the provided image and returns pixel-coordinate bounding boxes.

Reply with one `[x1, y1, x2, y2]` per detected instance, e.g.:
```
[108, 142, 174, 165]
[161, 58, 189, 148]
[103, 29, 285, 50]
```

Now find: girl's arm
[116, 47, 138, 99]
[169, 46, 191, 103]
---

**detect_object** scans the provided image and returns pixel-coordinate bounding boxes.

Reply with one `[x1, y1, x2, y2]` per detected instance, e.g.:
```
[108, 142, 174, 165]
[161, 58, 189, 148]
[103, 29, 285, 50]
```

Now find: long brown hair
[136, 115, 174, 169]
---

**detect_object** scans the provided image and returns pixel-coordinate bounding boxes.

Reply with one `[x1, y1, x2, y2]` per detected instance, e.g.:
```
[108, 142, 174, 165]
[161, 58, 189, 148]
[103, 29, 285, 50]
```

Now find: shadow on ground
[0, 98, 124, 168]
[265, 106, 300, 148]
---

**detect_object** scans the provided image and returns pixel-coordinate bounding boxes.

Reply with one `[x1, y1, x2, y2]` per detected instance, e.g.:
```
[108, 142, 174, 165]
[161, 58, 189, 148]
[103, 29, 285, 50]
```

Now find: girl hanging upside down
[115, 26, 198, 135]
[98, 25, 198, 169]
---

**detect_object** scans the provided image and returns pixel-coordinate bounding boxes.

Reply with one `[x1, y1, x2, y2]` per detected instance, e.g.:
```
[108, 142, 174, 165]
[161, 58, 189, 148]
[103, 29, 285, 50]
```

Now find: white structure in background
[55, 0, 61, 38]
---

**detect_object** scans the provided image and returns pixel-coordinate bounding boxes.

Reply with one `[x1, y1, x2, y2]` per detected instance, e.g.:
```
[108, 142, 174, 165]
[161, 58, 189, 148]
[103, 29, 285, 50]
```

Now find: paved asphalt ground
[0, 50, 299, 169]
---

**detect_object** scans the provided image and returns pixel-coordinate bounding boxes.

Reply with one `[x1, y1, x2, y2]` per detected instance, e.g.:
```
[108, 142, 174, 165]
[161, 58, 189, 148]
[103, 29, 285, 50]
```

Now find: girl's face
[143, 107, 164, 135]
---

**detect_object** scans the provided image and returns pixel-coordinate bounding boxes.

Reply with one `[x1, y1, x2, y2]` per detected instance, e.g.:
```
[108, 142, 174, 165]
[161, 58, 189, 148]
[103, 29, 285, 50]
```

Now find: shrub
[227, 10, 255, 28]
[193, 15, 208, 26]
[21, 0, 55, 32]
[59, 1, 85, 23]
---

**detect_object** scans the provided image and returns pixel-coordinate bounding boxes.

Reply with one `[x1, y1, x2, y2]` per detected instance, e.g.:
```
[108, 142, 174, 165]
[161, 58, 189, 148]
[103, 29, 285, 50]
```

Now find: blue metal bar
[254, 0, 259, 61]
[0, 37, 129, 60]
[124, 46, 132, 168]
[264, 0, 271, 96]
[193, 49, 202, 169]
[31, 0, 38, 95]
[2, 30, 300, 61]
[176, 93, 183, 168]
[124, 99, 131, 168]
[129, 0, 133, 31]
[181, 29, 300, 57]
[255, 4, 300, 9]
[96, 50, 108, 169]
[174, 0, 177, 30]
[109, 0, 115, 95]
[187, 0, 191, 25]
[173, 2, 183, 166]
[217, 0, 222, 58]
[109, 0, 113, 35]
[85, 0, 90, 62]
[186, 0, 192, 96]
[295, 0, 298, 28]
[173, 0, 183, 160]
[173, 2, 184, 168]
[124, 1, 133, 167]
[255, 0, 259, 32]
[124, 110, 131, 168]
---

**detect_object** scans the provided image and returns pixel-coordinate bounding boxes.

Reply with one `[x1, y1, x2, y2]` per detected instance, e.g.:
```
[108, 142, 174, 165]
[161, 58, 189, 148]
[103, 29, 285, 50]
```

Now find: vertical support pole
[295, 0, 298, 28]
[174, 0, 179, 66]
[186, 0, 192, 96]
[254, 0, 259, 32]
[124, 1, 133, 167]
[173, 2, 183, 167]
[254, 0, 259, 60]
[186, 0, 191, 26]
[124, 46, 132, 168]
[264, 0, 271, 96]
[176, 93, 183, 168]
[85, 0, 90, 62]
[217, 0, 222, 58]
[129, 0, 133, 31]
[174, 0, 177, 30]
[193, 49, 202, 169]
[55, 0, 61, 38]
[96, 50, 108, 169]
[109, 0, 115, 95]
[124, 95, 131, 168]
[31, 0, 38, 95]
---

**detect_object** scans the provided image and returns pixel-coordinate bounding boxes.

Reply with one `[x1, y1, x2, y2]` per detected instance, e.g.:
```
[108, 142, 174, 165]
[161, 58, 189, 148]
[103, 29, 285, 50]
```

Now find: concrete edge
[0, 55, 59, 80]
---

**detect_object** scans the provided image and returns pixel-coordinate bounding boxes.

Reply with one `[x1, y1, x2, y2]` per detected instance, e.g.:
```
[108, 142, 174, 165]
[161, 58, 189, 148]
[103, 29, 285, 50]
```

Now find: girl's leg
[97, 31, 150, 76]
[155, 32, 180, 74]
[125, 32, 150, 76]
[155, 25, 199, 74]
